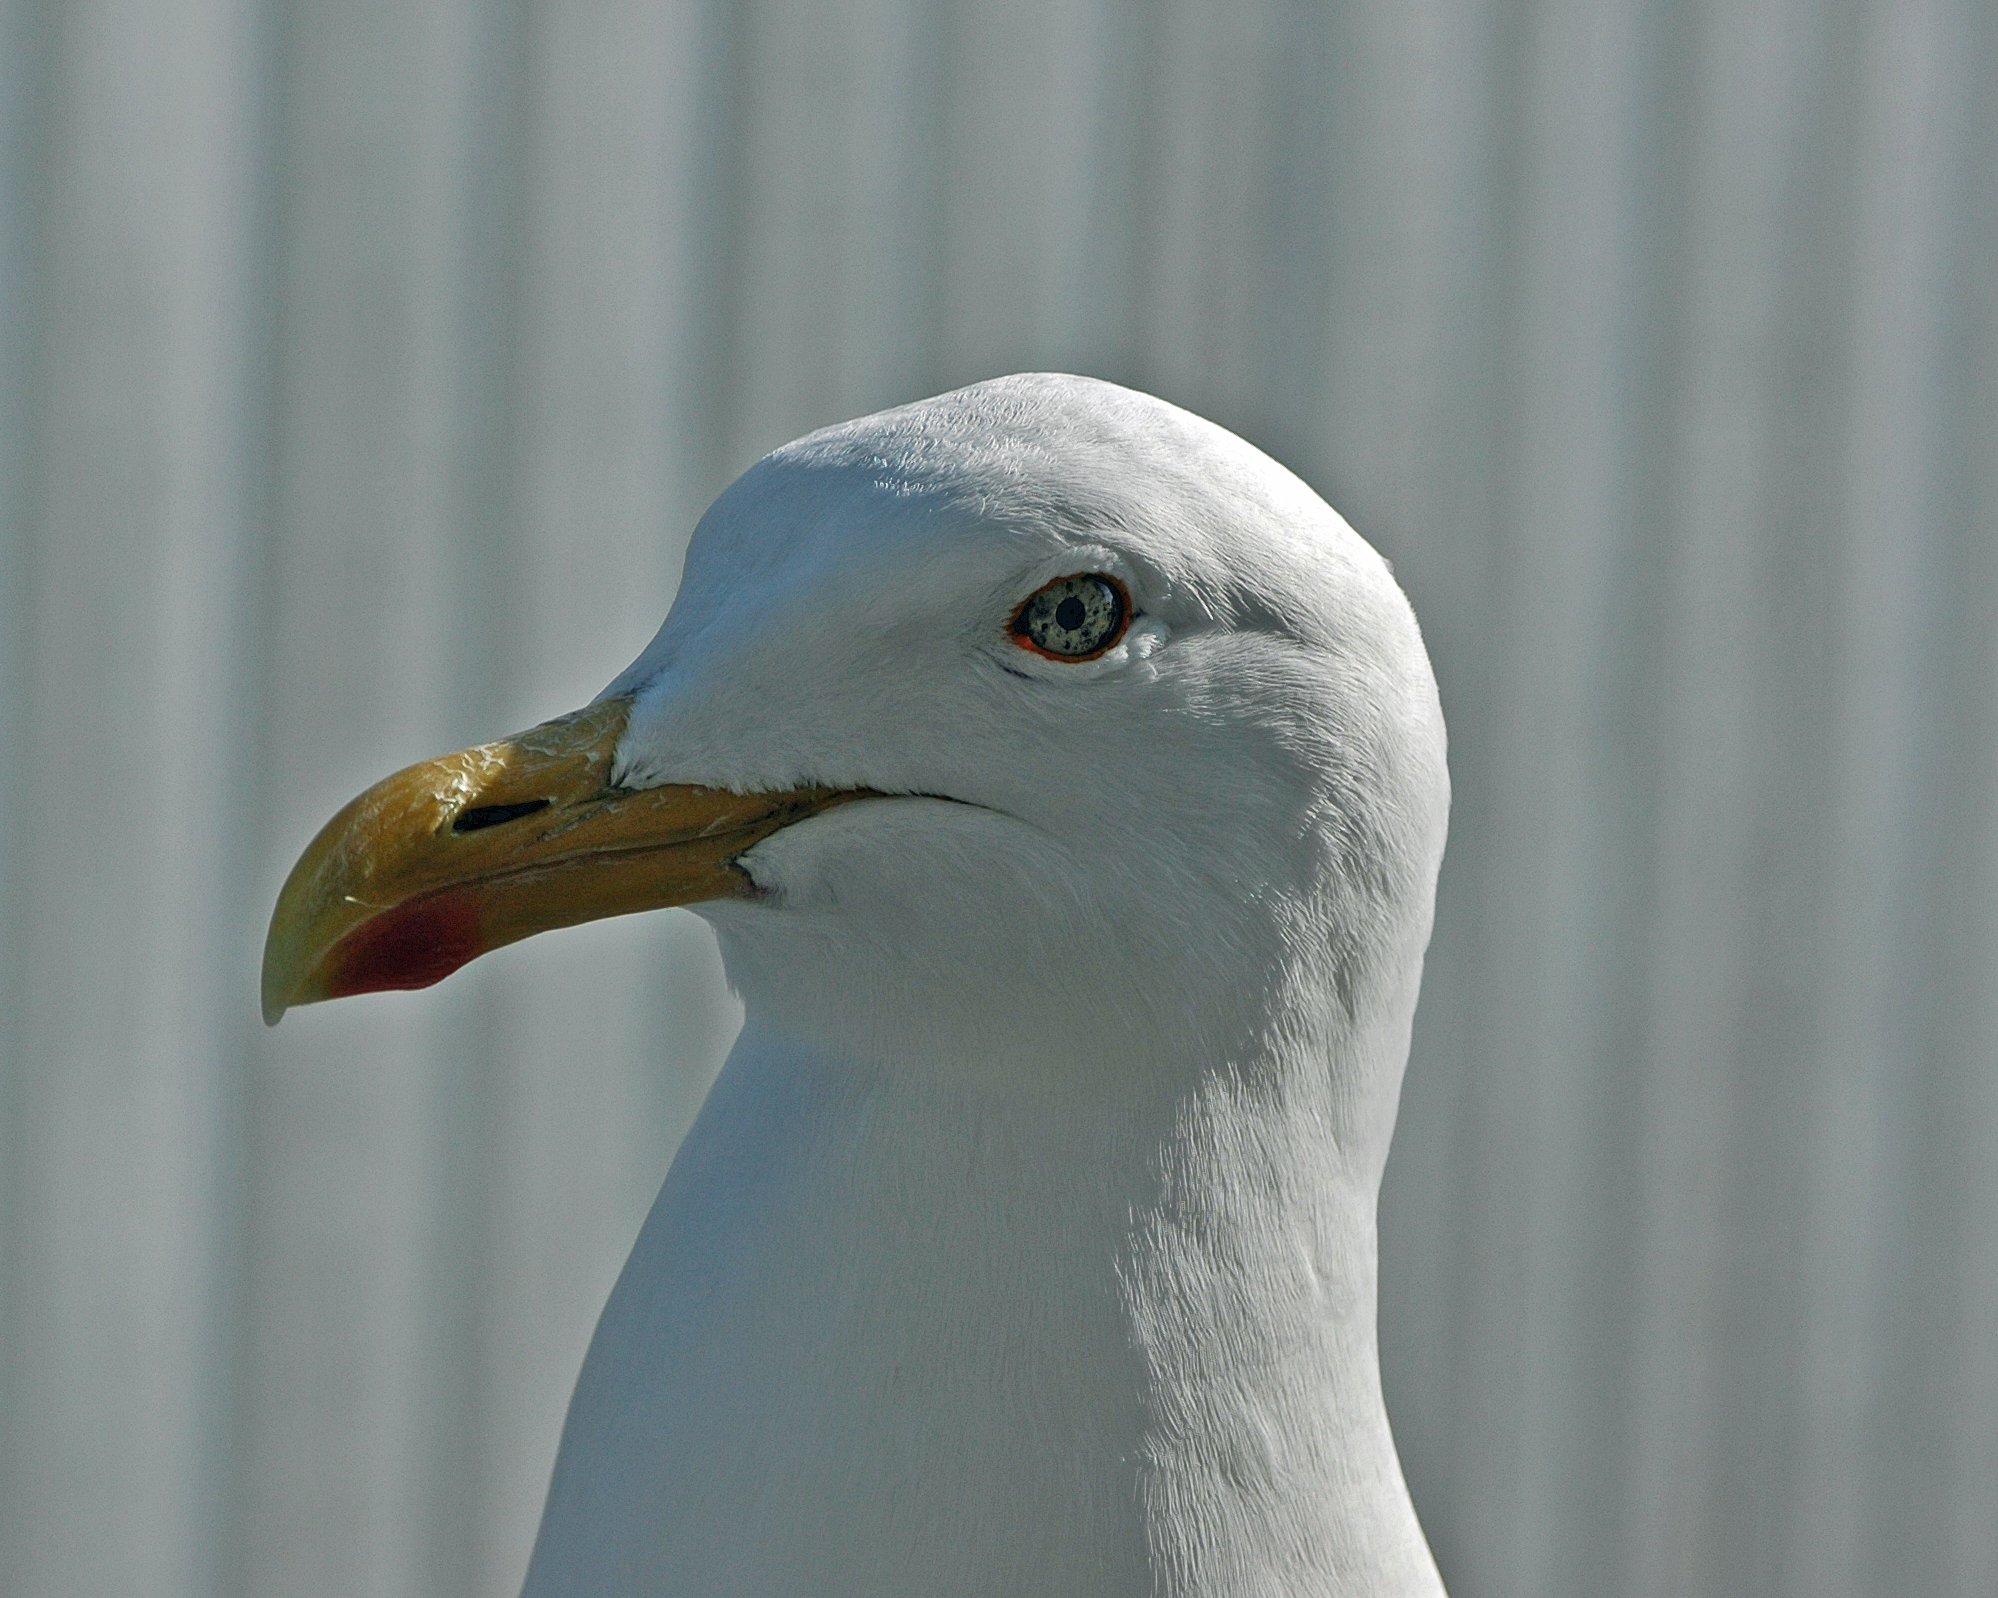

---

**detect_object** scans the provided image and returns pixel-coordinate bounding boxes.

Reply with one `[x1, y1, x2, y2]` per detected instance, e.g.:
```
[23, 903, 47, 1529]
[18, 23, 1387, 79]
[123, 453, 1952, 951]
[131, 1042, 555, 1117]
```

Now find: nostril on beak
[453, 799, 552, 834]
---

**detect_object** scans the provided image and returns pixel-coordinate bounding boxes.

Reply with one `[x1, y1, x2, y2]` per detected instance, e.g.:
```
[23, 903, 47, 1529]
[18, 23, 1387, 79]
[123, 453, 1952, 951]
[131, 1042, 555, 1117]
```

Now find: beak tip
[260, 971, 286, 1026]
[260, 935, 296, 1026]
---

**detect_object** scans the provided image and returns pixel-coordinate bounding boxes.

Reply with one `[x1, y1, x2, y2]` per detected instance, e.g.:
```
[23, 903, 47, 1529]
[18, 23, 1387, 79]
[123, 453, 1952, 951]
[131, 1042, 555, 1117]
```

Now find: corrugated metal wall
[2, 2, 1992, 1594]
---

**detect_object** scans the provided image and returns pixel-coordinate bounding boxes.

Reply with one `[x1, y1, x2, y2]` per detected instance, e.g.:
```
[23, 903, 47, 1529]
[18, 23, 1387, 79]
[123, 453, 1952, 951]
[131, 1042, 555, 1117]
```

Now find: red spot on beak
[325, 888, 485, 998]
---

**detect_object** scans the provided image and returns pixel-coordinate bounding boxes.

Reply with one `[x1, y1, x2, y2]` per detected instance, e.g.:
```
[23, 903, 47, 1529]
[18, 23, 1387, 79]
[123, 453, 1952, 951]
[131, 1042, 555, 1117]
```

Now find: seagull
[262, 373, 1451, 1597]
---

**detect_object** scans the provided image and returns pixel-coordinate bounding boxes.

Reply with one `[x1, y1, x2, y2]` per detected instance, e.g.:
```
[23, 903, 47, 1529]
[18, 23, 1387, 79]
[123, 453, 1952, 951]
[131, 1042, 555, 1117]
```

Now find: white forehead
[607, 373, 1401, 694]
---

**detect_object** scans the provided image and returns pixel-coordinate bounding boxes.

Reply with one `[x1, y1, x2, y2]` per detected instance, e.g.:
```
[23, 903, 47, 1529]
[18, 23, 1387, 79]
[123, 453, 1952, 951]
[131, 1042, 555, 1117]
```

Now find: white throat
[522, 972, 1445, 1597]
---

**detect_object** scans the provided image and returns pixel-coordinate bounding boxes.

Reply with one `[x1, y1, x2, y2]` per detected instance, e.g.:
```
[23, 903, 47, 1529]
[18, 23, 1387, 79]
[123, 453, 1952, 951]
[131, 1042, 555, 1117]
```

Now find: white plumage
[515, 374, 1450, 1596]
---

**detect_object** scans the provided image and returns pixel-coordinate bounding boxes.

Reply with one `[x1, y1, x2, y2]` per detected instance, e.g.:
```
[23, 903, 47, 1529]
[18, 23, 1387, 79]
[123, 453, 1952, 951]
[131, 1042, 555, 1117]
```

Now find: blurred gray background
[2, 0, 1993, 1594]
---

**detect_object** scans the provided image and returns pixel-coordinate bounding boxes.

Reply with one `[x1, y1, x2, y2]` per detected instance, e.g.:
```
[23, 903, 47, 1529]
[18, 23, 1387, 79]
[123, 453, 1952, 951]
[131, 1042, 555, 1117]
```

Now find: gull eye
[1010, 573, 1131, 661]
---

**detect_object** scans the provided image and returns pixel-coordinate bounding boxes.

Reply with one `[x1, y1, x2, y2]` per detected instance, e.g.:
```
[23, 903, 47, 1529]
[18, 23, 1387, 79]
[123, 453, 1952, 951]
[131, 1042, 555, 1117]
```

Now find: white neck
[523, 1005, 1445, 1598]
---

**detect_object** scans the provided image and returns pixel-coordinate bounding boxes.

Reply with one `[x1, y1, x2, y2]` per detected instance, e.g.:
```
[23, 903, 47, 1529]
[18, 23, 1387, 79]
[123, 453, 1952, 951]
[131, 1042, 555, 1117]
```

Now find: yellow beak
[260, 697, 873, 1025]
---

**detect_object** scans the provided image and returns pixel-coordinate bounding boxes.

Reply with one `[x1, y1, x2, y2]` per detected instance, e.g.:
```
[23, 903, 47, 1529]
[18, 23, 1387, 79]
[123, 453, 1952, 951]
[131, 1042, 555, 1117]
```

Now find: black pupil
[454, 798, 551, 833]
[1055, 594, 1088, 630]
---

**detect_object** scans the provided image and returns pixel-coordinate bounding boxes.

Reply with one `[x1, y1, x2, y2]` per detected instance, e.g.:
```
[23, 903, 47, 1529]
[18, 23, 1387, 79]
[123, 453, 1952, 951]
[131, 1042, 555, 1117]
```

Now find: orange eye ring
[1008, 573, 1134, 662]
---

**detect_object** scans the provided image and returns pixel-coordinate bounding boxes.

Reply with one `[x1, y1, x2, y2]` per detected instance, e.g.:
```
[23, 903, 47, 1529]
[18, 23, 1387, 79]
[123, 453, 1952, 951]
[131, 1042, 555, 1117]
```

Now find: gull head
[263, 373, 1446, 1152]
